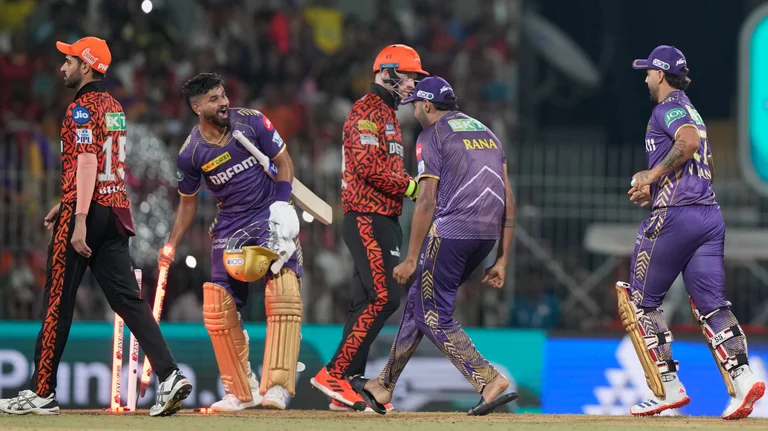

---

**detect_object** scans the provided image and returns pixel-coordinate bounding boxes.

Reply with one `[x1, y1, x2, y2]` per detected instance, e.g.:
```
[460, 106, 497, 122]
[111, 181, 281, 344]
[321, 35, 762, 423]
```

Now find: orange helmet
[372, 44, 429, 76]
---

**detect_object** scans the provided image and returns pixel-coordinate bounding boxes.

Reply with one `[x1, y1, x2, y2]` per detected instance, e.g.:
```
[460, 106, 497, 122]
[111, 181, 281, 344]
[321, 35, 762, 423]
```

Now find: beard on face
[414, 104, 428, 127]
[203, 106, 231, 128]
[64, 69, 81, 89]
[649, 84, 659, 103]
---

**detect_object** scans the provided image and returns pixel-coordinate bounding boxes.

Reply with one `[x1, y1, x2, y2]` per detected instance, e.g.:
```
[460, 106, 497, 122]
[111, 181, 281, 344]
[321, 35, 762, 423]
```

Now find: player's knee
[414, 312, 452, 335]
[108, 289, 142, 312]
[414, 315, 433, 334]
[697, 304, 729, 318]
[375, 289, 400, 313]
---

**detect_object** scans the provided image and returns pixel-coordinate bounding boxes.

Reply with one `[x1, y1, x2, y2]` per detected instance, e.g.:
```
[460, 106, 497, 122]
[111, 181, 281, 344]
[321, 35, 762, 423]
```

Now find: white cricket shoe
[262, 386, 289, 410]
[722, 365, 766, 420]
[210, 370, 264, 411]
[249, 371, 264, 406]
[210, 393, 254, 411]
[0, 390, 60, 415]
[630, 373, 691, 416]
[149, 369, 192, 417]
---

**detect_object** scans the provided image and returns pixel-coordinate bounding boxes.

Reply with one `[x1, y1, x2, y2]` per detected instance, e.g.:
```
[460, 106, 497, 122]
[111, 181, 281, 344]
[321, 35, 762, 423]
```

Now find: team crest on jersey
[176, 169, 185, 181]
[72, 106, 91, 124]
[76, 128, 92, 144]
[385, 122, 395, 135]
[202, 152, 232, 172]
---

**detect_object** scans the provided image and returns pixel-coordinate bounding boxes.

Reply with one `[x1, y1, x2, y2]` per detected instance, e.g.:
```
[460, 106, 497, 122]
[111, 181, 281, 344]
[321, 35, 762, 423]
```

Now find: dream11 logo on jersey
[209, 156, 259, 185]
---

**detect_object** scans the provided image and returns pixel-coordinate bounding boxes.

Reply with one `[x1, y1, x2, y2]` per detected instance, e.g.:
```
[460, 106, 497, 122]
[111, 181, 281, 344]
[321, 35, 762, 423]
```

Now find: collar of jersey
[370, 83, 396, 109]
[75, 80, 107, 100]
[660, 90, 684, 104]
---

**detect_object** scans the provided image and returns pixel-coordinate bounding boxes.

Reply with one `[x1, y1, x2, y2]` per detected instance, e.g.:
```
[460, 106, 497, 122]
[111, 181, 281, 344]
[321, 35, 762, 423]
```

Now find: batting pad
[690, 300, 737, 397]
[203, 282, 252, 403]
[616, 282, 666, 398]
[261, 268, 303, 396]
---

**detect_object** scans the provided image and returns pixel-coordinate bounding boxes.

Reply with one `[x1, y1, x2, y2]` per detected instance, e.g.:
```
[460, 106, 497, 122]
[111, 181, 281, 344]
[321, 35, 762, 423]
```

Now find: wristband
[275, 181, 292, 202]
[405, 179, 418, 197]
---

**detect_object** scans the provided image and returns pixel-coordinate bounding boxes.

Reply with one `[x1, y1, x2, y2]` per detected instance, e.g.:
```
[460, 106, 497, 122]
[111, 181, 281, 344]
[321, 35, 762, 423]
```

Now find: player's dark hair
[181, 73, 225, 113]
[665, 72, 691, 91]
[74, 57, 105, 80]
[432, 94, 459, 111]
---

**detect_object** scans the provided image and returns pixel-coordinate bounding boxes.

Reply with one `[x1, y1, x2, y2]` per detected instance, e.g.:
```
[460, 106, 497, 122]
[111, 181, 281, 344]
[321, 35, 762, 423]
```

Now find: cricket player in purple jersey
[349, 76, 518, 416]
[617, 45, 765, 419]
[160, 73, 304, 411]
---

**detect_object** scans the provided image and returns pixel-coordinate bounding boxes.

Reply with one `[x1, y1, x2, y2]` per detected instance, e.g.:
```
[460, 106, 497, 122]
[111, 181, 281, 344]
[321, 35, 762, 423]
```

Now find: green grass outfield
[3, 411, 768, 431]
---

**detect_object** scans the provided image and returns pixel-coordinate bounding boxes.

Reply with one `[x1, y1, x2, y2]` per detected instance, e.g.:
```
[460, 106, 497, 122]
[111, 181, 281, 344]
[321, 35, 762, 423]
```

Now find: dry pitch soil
[3, 410, 768, 431]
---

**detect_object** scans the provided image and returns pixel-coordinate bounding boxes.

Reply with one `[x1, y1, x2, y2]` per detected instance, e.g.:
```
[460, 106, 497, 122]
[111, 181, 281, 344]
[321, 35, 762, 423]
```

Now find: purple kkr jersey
[176, 108, 286, 216]
[646, 91, 716, 208]
[417, 112, 507, 240]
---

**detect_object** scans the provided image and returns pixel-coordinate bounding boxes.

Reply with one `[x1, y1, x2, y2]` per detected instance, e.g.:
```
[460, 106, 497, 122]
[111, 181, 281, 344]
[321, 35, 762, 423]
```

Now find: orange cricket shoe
[310, 368, 366, 410]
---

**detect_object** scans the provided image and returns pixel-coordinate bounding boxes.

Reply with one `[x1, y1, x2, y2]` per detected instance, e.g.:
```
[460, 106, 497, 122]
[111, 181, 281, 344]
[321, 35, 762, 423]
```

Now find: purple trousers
[630, 204, 728, 314]
[378, 234, 499, 393]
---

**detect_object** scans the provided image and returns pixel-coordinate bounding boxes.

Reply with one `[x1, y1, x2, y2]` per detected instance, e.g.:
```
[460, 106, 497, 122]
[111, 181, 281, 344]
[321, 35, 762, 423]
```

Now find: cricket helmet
[222, 221, 279, 282]
[372, 44, 429, 76]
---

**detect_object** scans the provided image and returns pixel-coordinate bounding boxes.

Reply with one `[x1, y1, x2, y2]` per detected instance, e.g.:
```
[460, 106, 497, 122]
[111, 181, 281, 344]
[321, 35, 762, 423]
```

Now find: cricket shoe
[210, 371, 264, 411]
[262, 386, 289, 410]
[722, 365, 766, 420]
[629, 372, 690, 416]
[249, 370, 265, 406]
[149, 369, 192, 417]
[210, 394, 255, 412]
[329, 399, 395, 412]
[0, 390, 60, 415]
[310, 367, 366, 410]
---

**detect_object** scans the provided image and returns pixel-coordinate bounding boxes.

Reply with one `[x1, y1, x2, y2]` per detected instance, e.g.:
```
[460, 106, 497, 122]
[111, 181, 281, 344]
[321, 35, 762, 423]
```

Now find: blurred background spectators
[3, 0, 768, 339]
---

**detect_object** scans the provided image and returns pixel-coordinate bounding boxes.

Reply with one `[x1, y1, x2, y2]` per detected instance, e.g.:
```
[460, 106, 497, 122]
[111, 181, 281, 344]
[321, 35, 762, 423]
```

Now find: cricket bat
[232, 130, 332, 225]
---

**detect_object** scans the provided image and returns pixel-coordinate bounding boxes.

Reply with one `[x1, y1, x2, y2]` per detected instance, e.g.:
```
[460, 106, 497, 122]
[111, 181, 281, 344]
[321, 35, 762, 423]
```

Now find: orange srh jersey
[341, 84, 411, 216]
[60, 81, 129, 208]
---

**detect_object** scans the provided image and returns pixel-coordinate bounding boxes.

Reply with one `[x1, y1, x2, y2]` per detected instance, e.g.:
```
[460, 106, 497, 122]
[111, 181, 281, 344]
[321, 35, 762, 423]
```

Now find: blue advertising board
[543, 336, 768, 417]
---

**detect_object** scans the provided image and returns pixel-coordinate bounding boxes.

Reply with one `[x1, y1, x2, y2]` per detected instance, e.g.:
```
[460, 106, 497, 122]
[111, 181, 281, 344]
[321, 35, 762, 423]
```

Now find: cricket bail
[223, 246, 279, 282]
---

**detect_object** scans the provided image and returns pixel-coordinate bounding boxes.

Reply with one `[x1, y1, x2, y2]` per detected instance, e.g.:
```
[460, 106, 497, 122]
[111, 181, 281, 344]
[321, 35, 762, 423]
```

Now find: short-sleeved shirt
[60, 80, 129, 208]
[645, 90, 716, 208]
[417, 112, 507, 240]
[176, 108, 286, 220]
